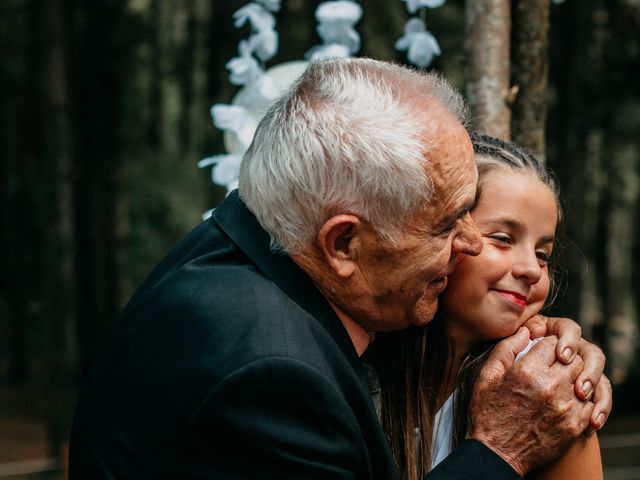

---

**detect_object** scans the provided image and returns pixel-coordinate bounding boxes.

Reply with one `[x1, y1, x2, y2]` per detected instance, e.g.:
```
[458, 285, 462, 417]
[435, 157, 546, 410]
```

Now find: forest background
[1, 0, 639, 473]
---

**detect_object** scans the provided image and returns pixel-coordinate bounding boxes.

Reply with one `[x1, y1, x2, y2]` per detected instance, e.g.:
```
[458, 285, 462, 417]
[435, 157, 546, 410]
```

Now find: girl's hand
[523, 314, 611, 433]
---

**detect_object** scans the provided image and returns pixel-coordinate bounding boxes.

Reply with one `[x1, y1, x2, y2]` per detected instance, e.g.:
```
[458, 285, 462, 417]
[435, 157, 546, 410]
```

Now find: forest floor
[1, 386, 640, 479]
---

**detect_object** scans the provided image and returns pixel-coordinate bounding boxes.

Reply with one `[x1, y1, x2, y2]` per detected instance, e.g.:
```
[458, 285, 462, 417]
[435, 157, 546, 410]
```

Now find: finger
[573, 338, 606, 401]
[523, 313, 548, 339]
[585, 374, 612, 435]
[547, 317, 582, 364]
[522, 315, 583, 364]
[550, 352, 585, 384]
[482, 327, 531, 382]
[518, 335, 558, 367]
[579, 400, 597, 437]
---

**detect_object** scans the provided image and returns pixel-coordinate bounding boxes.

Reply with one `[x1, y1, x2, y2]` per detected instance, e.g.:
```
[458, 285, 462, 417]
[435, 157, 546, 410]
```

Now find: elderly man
[70, 59, 610, 479]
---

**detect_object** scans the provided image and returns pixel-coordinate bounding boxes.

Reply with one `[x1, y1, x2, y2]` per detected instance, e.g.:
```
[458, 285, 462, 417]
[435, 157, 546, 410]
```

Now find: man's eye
[441, 222, 456, 234]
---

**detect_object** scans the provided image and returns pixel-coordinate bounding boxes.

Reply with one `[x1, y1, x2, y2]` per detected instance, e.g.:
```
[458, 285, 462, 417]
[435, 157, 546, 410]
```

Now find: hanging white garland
[199, 1, 362, 217]
[305, 1, 363, 60]
[199, 0, 568, 219]
[395, 0, 443, 68]
[198, 0, 282, 206]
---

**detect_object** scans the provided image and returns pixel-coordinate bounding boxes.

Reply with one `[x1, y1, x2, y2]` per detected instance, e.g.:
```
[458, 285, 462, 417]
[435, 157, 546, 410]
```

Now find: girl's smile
[491, 288, 528, 308]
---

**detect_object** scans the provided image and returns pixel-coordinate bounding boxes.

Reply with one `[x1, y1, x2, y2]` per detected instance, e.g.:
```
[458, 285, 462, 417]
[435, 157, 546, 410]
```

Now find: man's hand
[467, 328, 594, 476]
[524, 314, 612, 431]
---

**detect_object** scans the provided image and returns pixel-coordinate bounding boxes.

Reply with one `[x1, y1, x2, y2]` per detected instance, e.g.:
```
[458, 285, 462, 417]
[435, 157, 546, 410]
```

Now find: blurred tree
[1, 0, 31, 385]
[597, 3, 640, 385]
[67, 0, 130, 381]
[547, 0, 640, 387]
[464, 0, 511, 139]
[0, 0, 639, 466]
[511, 0, 550, 159]
[42, 0, 77, 456]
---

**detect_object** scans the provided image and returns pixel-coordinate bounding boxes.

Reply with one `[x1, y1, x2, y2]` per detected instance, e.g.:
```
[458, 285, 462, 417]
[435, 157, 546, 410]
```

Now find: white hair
[238, 58, 468, 253]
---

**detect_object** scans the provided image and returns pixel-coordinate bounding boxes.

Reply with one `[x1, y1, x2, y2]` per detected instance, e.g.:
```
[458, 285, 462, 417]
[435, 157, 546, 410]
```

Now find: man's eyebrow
[457, 193, 478, 220]
[462, 196, 478, 217]
[455, 203, 473, 222]
[441, 197, 476, 227]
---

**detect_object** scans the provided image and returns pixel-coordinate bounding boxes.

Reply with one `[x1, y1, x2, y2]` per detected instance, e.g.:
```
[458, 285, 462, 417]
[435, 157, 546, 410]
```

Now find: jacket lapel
[212, 190, 365, 378]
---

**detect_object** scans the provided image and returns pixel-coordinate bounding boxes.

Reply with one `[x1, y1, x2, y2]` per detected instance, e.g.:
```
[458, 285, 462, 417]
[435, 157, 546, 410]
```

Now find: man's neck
[328, 300, 373, 356]
[290, 251, 373, 356]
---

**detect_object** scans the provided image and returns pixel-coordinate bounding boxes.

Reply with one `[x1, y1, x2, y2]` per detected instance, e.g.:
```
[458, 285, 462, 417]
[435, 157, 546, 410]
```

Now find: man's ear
[317, 215, 361, 278]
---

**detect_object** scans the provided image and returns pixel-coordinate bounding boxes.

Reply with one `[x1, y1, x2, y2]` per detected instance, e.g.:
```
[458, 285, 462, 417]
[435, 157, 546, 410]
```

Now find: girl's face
[442, 169, 558, 347]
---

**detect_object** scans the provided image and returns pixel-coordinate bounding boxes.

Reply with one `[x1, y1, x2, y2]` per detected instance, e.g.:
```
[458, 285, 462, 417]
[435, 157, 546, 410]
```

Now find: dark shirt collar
[212, 190, 364, 376]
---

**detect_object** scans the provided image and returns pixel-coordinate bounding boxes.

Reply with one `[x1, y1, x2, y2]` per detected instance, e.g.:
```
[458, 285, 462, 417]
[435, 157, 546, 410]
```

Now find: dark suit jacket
[69, 190, 521, 479]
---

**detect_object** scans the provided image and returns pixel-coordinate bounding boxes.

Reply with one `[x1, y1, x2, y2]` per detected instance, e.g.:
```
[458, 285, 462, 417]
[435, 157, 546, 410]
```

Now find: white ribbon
[306, 1, 362, 59]
[395, 18, 441, 68]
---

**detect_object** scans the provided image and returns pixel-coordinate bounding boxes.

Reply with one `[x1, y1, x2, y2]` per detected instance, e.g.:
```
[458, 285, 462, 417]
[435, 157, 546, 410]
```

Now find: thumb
[481, 327, 531, 383]
[523, 314, 547, 339]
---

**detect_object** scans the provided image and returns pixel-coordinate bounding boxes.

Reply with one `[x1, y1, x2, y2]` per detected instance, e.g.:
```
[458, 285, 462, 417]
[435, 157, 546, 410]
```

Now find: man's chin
[411, 298, 439, 326]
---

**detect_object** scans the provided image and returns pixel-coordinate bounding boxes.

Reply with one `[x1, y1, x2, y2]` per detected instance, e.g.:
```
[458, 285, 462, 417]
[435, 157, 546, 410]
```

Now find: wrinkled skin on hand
[525, 315, 612, 432]
[467, 329, 595, 476]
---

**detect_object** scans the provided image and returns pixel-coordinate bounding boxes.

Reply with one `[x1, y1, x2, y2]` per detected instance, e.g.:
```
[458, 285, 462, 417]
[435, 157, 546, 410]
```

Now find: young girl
[371, 134, 602, 480]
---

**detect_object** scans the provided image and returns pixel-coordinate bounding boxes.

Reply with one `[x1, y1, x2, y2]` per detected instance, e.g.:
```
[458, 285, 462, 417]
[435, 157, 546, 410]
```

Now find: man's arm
[426, 440, 522, 480]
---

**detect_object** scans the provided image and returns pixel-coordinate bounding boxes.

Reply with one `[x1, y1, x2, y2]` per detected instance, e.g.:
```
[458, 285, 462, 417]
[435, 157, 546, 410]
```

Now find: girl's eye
[488, 233, 512, 244]
[536, 250, 551, 265]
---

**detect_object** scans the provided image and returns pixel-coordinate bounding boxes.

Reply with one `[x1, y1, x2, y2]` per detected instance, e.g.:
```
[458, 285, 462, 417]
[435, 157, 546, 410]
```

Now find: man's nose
[452, 213, 482, 256]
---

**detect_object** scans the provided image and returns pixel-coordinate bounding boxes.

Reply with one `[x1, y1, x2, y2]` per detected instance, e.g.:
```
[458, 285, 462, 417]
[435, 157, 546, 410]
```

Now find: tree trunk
[19, 0, 48, 389]
[511, 0, 550, 160]
[464, 0, 511, 139]
[1, 0, 31, 383]
[70, 0, 129, 380]
[149, 0, 163, 150]
[43, 0, 77, 456]
[578, 131, 605, 341]
[605, 140, 639, 385]
[547, 0, 606, 341]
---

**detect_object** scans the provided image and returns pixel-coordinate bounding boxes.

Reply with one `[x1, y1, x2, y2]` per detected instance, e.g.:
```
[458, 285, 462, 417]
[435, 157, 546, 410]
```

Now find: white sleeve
[514, 337, 543, 362]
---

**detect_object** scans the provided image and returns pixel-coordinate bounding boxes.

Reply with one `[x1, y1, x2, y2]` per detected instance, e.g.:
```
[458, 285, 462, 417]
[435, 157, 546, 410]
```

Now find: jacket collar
[211, 190, 364, 377]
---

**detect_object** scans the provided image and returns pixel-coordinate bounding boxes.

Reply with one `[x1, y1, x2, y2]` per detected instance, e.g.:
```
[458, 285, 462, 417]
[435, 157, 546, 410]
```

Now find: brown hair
[370, 134, 564, 480]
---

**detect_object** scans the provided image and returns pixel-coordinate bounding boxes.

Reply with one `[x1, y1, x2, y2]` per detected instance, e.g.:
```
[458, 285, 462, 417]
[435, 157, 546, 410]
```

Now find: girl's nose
[512, 250, 543, 284]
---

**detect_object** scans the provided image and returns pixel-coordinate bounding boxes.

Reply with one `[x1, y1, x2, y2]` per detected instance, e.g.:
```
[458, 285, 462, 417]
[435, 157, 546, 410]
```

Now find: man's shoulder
[134, 247, 311, 340]
[109, 219, 337, 373]
[122, 215, 296, 320]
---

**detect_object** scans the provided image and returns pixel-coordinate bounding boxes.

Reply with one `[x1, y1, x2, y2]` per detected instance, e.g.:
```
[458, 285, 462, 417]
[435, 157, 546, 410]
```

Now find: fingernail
[582, 381, 593, 399]
[562, 347, 574, 362]
[596, 413, 605, 428]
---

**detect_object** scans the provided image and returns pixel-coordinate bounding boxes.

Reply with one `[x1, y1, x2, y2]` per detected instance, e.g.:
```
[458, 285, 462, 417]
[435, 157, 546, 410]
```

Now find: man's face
[346, 121, 483, 332]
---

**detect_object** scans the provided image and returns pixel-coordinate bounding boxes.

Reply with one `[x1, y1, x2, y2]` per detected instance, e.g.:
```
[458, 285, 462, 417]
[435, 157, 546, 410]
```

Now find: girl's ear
[317, 215, 361, 278]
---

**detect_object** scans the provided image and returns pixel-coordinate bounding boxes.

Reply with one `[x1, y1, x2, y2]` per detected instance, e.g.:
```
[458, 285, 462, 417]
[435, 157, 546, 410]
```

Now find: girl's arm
[527, 434, 602, 480]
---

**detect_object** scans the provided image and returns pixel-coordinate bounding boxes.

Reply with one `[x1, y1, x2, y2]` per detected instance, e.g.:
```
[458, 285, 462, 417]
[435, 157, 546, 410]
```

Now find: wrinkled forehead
[424, 119, 475, 180]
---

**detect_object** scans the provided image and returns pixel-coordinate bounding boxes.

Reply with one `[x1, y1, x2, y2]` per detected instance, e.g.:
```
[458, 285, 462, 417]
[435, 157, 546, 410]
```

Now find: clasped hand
[467, 315, 612, 476]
